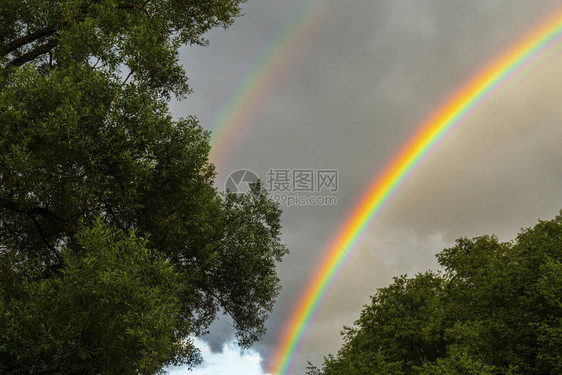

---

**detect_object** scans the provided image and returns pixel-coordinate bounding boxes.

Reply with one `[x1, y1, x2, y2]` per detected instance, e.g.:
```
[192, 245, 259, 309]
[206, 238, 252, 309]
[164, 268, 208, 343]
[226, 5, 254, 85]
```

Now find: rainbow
[268, 7, 562, 375]
[208, 1, 331, 165]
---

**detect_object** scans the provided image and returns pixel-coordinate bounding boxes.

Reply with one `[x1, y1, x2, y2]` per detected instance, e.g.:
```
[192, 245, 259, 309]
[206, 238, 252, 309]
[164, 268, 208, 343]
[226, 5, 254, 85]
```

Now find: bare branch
[121, 69, 135, 86]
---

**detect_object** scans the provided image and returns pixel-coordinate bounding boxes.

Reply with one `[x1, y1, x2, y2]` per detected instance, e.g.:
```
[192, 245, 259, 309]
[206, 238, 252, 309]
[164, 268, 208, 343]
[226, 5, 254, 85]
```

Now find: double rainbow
[267, 7, 562, 375]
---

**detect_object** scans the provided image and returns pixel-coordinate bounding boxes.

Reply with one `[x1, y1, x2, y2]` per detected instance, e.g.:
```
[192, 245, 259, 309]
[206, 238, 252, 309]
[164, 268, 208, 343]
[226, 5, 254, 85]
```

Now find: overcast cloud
[169, 1, 562, 373]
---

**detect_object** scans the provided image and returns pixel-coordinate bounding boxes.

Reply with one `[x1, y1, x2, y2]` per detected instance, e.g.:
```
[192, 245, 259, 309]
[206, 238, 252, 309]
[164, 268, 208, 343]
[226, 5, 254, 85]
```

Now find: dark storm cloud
[173, 0, 562, 373]
[200, 317, 236, 354]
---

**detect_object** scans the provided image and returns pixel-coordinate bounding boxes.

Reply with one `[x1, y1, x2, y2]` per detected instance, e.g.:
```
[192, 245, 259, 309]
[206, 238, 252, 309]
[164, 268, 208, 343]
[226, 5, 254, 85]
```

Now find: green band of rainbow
[268, 7, 562, 375]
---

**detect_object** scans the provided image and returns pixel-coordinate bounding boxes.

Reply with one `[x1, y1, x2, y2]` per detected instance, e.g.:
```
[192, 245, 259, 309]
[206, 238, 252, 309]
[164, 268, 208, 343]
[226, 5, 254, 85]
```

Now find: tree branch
[117, 3, 151, 17]
[9, 38, 58, 66]
[0, 198, 74, 236]
[121, 69, 135, 86]
[2, 0, 148, 65]
[207, 289, 241, 329]
[2, 0, 99, 63]
[1, 21, 67, 57]
[27, 213, 63, 264]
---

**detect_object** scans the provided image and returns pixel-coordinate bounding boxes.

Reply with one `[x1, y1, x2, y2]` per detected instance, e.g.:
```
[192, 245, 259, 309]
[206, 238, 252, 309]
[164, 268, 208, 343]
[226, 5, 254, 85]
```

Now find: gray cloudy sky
[169, 0, 562, 373]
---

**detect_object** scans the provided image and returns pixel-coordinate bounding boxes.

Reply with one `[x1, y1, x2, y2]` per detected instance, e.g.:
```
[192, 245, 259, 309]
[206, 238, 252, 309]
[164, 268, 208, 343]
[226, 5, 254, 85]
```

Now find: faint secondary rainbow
[208, 1, 331, 165]
[268, 7, 562, 375]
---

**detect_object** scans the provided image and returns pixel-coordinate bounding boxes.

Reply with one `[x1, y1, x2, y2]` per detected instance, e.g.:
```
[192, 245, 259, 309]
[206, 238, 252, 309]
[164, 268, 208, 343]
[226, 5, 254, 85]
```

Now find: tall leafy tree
[309, 212, 562, 375]
[0, 0, 288, 373]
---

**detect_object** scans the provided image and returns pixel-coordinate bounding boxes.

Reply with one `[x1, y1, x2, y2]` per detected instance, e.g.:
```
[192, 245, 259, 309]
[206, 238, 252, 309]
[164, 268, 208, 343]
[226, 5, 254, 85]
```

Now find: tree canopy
[0, 0, 288, 373]
[309, 212, 562, 375]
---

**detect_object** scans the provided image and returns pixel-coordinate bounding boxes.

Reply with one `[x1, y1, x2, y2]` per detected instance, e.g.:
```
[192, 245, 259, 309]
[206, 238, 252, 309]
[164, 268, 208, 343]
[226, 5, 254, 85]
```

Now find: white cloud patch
[167, 339, 264, 375]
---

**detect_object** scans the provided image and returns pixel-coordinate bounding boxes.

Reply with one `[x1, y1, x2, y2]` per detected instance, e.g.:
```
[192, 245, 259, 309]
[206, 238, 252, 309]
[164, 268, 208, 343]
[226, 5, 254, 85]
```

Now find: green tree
[0, 0, 288, 373]
[309, 212, 562, 375]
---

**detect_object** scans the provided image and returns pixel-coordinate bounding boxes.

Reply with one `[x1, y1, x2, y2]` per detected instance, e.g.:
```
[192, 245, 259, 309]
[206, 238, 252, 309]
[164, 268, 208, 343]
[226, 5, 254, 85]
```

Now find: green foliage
[0, 220, 197, 374]
[310, 212, 562, 375]
[1, 0, 289, 373]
